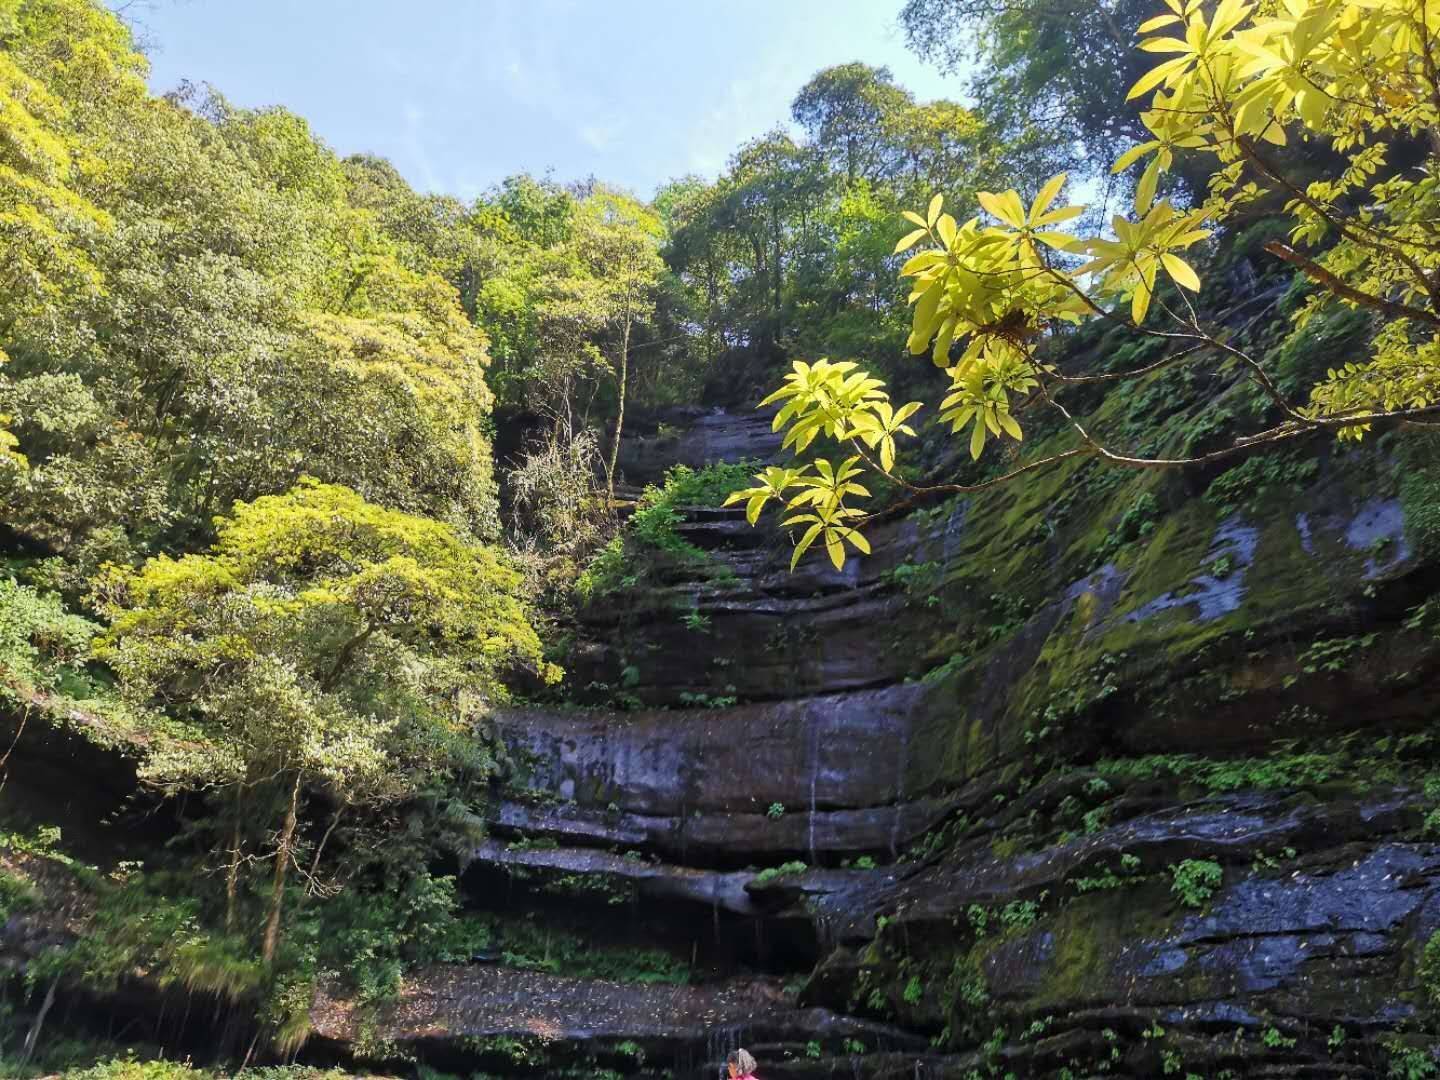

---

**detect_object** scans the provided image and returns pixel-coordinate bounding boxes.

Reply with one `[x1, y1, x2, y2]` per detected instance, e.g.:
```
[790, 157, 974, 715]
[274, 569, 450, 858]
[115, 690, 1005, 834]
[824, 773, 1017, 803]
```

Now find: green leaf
[969, 418, 987, 459]
[1131, 279, 1153, 324]
[1029, 172, 1068, 221]
[894, 228, 928, 254]
[1135, 156, 1161, 215]
[791, 523, 824, 570]
[1137, 13, 1182, 31]
[978, 190, 1025, 229]
[1161, 252, 1201, 291]
[1112, 140, 1160, 173]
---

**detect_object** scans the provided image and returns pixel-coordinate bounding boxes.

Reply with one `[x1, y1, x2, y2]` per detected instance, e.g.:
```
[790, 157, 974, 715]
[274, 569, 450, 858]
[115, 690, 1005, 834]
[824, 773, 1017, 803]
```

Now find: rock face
[308, 967, 927, 1075]
[14, 356, 1440, 1076]
[439, 392, 1440, 1078]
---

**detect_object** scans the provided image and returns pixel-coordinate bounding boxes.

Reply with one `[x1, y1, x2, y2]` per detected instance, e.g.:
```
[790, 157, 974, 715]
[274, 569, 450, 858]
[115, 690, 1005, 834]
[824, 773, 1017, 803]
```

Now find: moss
[1397, 434, 1440, 562]
[1034, 903, 1103, 1007]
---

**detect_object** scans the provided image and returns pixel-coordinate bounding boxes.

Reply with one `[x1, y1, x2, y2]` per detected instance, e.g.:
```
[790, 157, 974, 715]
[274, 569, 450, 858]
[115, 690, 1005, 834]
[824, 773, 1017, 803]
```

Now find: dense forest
[4, 0, 1440, 1077]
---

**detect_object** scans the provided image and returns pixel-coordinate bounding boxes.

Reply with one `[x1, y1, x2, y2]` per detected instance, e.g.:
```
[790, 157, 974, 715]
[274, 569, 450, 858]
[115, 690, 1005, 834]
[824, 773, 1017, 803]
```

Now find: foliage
[1205, 450, 1319, 516]
[0, 4, 502, 572]
[39, 874, 266, 1003]
[751, 861, 809, 887]
[0, 576, 100, 693]
[1418, 930, 1440, 1011]
[0, 868, 37, 921]
[1169, 858, 1223, 908]
[474, 914, 690, 985]
[899, 0, 1159, 180]
[95, 480, 551, 965]
[577, 461, 755, 598]
[506, 426, 609, 558]
[741, 0, 1440, 564]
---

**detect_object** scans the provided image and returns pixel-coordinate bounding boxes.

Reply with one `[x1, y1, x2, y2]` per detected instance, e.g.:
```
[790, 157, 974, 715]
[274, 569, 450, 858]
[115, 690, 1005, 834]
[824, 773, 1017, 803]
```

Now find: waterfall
[889, 710, 912, 860]
[806, 704, 822, 865]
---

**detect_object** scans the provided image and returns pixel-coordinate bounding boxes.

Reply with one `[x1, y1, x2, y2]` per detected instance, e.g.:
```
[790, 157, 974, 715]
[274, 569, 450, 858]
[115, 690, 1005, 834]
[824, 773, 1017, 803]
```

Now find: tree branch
[1263, 240, 1440, 328]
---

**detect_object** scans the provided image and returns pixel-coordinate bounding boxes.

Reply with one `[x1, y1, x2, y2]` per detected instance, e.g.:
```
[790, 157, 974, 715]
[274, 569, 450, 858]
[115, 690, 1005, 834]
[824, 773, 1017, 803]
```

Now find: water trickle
[889, 713, 912, 860]
[940, 499, 969, 564]
[806, 705, 822, 865]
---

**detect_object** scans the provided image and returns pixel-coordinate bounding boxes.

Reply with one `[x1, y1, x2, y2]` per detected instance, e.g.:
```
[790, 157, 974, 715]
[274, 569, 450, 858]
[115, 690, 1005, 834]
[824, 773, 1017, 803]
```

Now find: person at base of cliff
[727, 1048, 759, 1079]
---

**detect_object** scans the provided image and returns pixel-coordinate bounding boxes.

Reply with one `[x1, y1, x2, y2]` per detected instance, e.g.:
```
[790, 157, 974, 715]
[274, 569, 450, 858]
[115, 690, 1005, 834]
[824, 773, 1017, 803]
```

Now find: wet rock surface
[308, 967, 926, 1076]
[395, 408, 1440, 1077]
[17, 402, 1438, 1078]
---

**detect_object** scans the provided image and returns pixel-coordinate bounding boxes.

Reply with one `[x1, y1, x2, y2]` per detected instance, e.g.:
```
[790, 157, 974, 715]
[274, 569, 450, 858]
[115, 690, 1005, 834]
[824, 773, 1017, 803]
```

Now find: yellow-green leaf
[1161, 252, 1201, 291]
[894, 228, 928, 254]
[1030, 172, 1068, 220]
[1138, 13, 1182, 31]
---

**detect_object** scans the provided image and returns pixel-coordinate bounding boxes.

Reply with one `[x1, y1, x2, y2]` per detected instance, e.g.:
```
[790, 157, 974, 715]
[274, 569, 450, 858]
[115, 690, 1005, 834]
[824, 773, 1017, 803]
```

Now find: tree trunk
[605, 296, 633, 504]
[261, 771, 302, 968]
[771, 209, 784, 343]
[21, 978, 57, 1064]
[224, 809, 241, 934]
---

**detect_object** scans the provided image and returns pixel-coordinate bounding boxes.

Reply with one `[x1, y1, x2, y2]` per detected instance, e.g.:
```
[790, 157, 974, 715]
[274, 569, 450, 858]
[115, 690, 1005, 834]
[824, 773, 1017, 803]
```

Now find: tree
[898, 0, 1159, 175]
[95, 479, 554, 965]
[737, 0, 1440, 567]
[792, 63, 913, 185]
[570, 189, 665, 500]
[0, 5, 503, 579]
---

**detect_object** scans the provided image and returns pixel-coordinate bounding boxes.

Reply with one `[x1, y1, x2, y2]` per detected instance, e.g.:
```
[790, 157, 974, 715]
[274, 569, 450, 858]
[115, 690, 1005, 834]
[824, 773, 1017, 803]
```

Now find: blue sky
[120, 1, 964, 200]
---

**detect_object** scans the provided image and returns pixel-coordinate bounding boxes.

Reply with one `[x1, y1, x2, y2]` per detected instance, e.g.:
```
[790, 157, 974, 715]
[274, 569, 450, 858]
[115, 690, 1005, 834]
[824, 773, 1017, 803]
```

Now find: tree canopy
[739, 0, 1440, 567]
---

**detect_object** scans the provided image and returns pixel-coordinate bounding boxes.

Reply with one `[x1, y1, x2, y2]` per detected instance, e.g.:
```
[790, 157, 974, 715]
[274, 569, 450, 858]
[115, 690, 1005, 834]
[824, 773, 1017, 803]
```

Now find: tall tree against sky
[792, 63, 913, 186]
[571, 189, 665, 501]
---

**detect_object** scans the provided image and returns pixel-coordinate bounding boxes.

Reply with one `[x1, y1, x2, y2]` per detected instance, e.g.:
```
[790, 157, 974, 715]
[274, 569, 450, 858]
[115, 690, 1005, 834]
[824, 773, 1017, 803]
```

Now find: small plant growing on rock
[766, 802, 786, 820]
[1170, 859, 1223, 909]
[751, 861, 808, 887]
[1262, 1026, 1297, 1050]
[904, 975, 924, 1005]
[1418, 930, 1440, 1010]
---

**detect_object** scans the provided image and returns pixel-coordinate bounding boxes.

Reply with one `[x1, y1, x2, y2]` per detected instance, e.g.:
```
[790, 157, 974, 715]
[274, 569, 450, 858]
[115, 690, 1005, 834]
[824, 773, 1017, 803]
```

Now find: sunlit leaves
[1123, 0, 1440, 426]
[847, 400, 921, 471]
[748, 0, 1440, 568]
[743, 360, 924, 567]
[723, 465, 810, 525]
[938, 344, 1036, 458]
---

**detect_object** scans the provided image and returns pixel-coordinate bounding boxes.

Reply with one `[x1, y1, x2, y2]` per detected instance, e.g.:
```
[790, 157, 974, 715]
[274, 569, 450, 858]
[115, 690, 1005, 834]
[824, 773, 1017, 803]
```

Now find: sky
[118, 0, 965, 202]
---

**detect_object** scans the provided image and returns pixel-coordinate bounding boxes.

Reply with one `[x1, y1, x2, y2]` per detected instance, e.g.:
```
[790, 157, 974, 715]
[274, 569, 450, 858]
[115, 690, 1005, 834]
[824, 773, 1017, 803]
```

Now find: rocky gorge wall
[8, 295, 1440, 1079]
[404, 355, 1440, 1078]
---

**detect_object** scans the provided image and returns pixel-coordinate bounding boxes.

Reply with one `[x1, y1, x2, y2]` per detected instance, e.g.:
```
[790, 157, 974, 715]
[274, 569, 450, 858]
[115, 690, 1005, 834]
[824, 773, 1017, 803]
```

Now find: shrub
[1170, 859, 1222, 909]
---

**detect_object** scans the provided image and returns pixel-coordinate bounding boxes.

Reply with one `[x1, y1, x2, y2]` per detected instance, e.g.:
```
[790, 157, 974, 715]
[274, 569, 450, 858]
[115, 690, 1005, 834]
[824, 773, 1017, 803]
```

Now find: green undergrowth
[466, 911, 690, 984]
[750, 860, 809, 888]
[10, 820, 491, 1061]
[0, 576, 201, 757]
[0, 1056, 398, 1080]
[576, 461, 756, 601]
[1095, 731, 1440, 794]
